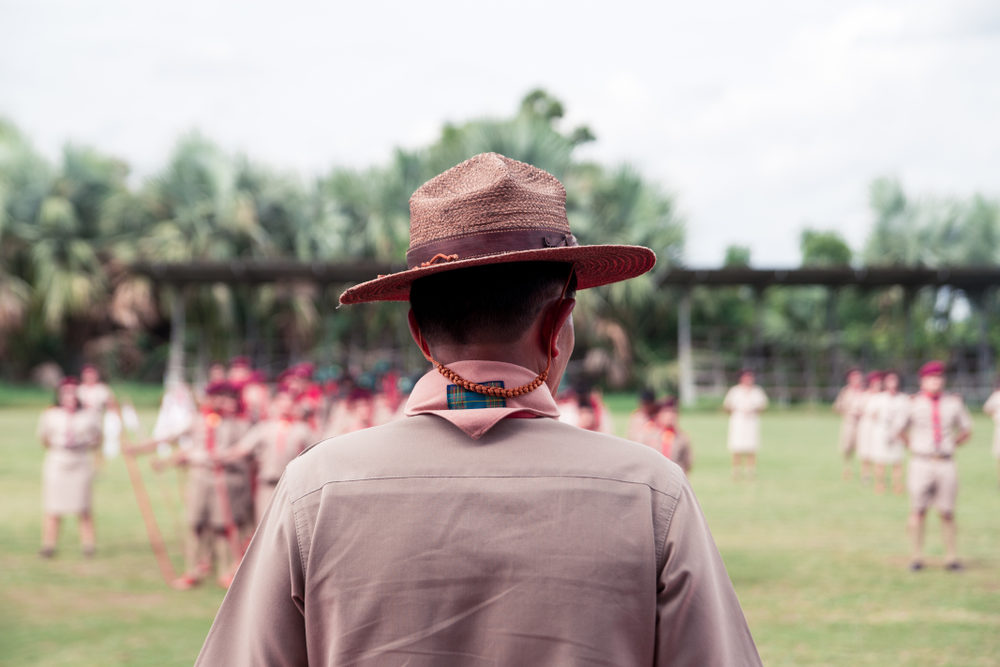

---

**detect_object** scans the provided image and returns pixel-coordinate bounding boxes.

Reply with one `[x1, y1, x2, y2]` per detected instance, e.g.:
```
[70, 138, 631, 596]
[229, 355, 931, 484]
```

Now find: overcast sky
[2, 0, 998, 266]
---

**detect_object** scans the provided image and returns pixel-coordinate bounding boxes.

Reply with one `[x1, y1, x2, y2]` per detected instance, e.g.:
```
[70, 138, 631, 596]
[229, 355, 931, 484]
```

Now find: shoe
[909, 560, 924, 572]
[171, 574, 200, 590]
[38, 547, 55, 559]
[945, 561, 963, 572]
[217, 574, 234, 589]
[82, 545, 96, 558]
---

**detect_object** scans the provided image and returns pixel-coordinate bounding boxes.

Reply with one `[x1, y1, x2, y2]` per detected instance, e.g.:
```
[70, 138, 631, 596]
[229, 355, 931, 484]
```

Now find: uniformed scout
[218, 389, 314, 523]
[871, 370, 909, 495]
[856, 370, 884, 486]
[833, 367, 865, 480]
[134, 381, 252, 588]
[981, 379, 1000, 487]
[198, 153, 761, 665]
[897, 361, 972, 571]
[640, 397, 693, 475]
[626, 388, 657, 442]
[723, 369, 768, 479]
[37, 377, 103, 558]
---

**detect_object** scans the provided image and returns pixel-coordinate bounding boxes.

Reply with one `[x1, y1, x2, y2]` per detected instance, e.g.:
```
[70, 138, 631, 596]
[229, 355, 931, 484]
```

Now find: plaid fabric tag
[447, 381, 507, 410]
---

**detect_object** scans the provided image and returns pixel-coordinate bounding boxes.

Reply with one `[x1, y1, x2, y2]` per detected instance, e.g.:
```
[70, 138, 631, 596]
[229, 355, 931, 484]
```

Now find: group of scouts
[835, 360, 976, 571]
[129, 357, 411, 589]
[36, 356, 410, 591]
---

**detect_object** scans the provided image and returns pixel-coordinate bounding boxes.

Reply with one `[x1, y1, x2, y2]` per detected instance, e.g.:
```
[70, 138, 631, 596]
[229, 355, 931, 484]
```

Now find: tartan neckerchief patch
[447, 381, 507, 410]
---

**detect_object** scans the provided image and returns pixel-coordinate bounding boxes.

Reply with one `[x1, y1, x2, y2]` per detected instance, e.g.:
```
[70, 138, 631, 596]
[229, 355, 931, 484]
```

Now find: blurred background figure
[856, 371, 884, 486]
[37, 377, 102, 558]
[723, 369, 768, 479]
[898, 361, 971, 572]
[626, 389, 657, 442]
[152, 379, 197, 458]
[871, 370, 908, 495]
[132, 382, 252, 589]
[834, 368, 865, 480]
[982, 379, 1000, 488]
[220, 389, 312, 524]
[77, 364, 121, 460]
[640, 397, 692, 475]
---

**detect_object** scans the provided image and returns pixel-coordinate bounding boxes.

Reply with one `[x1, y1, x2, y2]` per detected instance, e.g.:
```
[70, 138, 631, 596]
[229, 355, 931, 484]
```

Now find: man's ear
[407, 309, 433, 361]
[541, 297, 576, 358]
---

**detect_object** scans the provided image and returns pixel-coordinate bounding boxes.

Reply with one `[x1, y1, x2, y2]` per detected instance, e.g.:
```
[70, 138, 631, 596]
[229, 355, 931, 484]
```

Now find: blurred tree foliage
[1, 93, 998, 389]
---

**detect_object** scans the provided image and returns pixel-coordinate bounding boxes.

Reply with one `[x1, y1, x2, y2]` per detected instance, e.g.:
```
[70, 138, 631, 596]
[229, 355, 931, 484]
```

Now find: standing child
[641, 397, 693, 475]
[37, 377, 102, 558]
[723, 369, 768, 479]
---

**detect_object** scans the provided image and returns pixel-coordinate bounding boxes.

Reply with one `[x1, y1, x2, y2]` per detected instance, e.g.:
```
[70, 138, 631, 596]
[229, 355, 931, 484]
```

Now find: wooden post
[166, 286, 187, 386]
[678, 288, 695, 407]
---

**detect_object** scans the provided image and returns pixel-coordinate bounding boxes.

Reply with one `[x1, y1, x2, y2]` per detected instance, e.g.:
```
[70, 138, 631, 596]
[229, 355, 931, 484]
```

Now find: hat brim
[339, 244, 656, 305]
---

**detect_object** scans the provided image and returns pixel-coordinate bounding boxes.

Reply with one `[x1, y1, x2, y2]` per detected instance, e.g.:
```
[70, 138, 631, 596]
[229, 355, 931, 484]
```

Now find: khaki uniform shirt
[833, 386, 864, 454]
[900, 392, 972, 456]
[237, 418, 314, 482]
[198, 361, 760, 666]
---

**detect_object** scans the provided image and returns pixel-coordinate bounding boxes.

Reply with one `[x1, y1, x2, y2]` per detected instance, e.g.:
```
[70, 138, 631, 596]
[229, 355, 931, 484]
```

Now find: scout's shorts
[907, 457, 957, 515]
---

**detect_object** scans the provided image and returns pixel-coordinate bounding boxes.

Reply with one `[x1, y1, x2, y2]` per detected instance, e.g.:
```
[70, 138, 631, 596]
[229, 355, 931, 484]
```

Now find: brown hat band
[406, 229, 578, 269]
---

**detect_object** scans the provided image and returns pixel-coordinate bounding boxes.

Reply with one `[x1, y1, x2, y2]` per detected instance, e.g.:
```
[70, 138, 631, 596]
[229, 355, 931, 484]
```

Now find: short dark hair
[409, 262, 575, 346]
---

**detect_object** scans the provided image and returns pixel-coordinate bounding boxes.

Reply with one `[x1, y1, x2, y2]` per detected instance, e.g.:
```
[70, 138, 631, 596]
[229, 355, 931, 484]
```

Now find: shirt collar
[405, 360, 560, 440]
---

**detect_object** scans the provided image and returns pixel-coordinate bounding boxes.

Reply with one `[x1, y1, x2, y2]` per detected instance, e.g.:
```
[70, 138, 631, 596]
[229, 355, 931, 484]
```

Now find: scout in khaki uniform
[723, 369, 768, 479]
[198, 153, 761, 665]
[833, 367, 865, 480]
[134, 382, 251, 588]
[871, 370, 909, 495]
[982, 381, 1000, 487]
[856, 371, 884, 486]
[37, 377, 103, 558]
[218, 389, 313, 523]
[897, 361, 972, 571]
[626, 389, 657, 442]
[640, 397, 693, 475]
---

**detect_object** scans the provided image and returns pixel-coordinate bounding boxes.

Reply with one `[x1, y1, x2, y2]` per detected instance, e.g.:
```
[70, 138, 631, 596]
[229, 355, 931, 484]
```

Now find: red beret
[229, 356, 250, 368]
[59, 376, 79, 388]
[919, 361, 945, 377]
[865, 371, 884, 385]
[206, 381, 238, 397]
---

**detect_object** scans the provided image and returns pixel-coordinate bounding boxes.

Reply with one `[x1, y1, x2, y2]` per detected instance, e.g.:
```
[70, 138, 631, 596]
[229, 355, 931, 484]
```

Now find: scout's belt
[911, 451, 953, 461]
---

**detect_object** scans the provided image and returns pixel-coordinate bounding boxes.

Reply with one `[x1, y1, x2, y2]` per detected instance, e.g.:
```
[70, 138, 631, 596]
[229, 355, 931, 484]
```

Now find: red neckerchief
[923, 391, 942, 449]
[204, 411, 221, 453]
[661, 426, 676, 458]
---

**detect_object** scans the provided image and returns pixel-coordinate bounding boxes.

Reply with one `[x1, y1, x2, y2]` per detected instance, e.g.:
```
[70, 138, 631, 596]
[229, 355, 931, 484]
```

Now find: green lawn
[1, 398, 998, 665]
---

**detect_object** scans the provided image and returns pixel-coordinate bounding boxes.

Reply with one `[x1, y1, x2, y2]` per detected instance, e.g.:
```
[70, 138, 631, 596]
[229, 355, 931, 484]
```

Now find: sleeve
[833, 389, 845, 414]
[655, 481, 762, 666]
[756, 387, 769, 411]
[722, 388, 735, 412]
[984, 393, 998, 417]
[196, 476, 308, 667]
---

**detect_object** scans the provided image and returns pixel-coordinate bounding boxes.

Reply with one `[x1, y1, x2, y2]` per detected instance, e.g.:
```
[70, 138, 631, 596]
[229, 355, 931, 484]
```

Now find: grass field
[1, 396, 998, 665]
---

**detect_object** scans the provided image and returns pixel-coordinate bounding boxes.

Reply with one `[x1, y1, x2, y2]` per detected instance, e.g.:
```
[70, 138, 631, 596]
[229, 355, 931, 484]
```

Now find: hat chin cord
[425, 268, 573, 399]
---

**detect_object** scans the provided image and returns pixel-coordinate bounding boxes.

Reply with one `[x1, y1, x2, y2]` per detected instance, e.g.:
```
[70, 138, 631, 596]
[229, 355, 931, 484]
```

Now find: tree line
[1, 90, 998, 391]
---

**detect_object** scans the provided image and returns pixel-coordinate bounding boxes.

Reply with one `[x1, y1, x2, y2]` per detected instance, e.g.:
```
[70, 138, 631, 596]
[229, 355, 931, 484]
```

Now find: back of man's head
[409, 261, 575, 346]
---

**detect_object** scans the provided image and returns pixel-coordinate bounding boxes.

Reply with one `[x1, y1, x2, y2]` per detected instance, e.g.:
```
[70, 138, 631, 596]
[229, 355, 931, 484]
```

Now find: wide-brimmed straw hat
[339, 153, 656, 305]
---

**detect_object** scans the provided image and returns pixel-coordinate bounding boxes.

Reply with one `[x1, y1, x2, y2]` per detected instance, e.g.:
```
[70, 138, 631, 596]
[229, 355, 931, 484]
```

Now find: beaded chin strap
[428, 268, 575, 399]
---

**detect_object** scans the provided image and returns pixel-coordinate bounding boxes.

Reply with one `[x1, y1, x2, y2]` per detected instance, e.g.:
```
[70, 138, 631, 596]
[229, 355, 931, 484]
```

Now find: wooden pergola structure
[132, 261, 1000, 402]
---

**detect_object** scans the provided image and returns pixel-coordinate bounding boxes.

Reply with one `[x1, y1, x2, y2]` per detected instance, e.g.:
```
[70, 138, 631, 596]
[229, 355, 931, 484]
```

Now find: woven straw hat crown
[406, 153, 571, 265]
[339, 152, 655, 304]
